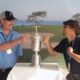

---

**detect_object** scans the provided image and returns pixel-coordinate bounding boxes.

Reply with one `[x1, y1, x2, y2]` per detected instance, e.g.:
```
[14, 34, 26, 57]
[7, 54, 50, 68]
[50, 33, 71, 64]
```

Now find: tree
[72, 13, 80, 35]
[27, 11, 47, 26]
[72, 13, 80, 21]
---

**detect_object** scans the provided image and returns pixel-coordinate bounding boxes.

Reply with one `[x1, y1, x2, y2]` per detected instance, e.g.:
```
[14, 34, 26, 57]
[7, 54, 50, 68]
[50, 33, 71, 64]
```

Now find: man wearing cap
[0, 10, 27, 80]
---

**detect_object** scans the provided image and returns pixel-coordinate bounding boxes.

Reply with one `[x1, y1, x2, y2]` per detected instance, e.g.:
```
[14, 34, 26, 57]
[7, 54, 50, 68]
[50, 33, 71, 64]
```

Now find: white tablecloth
[7, 63, 68, 80]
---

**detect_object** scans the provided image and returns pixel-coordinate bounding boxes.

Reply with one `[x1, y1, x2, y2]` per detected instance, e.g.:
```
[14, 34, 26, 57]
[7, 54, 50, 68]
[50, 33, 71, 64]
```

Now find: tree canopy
[27, 11, 47, 26]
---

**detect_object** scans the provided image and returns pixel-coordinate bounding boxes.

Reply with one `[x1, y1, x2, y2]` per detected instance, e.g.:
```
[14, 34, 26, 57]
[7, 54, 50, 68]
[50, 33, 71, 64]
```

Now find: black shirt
[54, 36, 80, 74]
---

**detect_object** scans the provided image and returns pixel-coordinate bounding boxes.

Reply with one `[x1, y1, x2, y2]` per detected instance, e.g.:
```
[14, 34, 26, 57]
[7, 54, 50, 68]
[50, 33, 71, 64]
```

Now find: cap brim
[6, 17, 17, 21]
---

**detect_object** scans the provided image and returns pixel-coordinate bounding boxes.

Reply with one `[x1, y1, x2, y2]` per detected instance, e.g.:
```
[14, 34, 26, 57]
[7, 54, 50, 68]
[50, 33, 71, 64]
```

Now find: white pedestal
[7, 63, 68, 80]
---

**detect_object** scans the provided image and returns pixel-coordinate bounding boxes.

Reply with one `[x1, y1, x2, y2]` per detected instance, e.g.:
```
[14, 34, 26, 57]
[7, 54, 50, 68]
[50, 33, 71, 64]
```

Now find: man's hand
[43, 35, 50, 45]
[42, 35, 56, 56]
[67, 47, 80, 62]
[19, 34, 28, 43]
[67, 47, 73, 56]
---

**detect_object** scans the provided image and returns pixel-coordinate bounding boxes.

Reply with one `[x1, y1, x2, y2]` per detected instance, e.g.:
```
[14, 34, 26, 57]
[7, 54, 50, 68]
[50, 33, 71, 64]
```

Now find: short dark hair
[63, 19, 80, 35]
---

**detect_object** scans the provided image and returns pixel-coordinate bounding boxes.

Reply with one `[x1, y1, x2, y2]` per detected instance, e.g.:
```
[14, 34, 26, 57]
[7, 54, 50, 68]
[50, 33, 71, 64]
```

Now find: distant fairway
[13, 25, 64, 42]
[14, 25, 66, 68]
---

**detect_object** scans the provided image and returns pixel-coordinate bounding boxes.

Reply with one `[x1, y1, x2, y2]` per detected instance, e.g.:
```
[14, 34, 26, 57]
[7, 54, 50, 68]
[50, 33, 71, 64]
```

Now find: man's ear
[0, 19, 4, 24]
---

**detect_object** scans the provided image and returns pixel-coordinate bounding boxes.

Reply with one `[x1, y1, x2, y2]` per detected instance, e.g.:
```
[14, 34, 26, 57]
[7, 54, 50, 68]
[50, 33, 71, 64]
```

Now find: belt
[0, 67, 12, 72]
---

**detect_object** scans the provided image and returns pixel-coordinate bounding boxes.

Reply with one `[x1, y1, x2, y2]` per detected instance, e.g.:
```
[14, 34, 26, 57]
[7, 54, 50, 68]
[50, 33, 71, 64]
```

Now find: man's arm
[67, 47, 80, 63]
[43, 36, 57, 56]
[0, 35, 27, 52]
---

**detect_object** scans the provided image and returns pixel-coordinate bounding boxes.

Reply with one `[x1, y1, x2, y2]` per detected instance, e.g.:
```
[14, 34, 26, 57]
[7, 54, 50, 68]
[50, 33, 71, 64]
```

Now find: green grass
[13, 25, 64, 42]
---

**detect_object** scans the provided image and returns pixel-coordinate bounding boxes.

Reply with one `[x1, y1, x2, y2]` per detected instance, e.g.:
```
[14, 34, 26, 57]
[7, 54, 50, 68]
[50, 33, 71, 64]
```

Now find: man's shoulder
[77, 35, 80, 38]
[61, 37, 67, 42]
[75, 35, 80, 42]
[57, 38, 67, 45]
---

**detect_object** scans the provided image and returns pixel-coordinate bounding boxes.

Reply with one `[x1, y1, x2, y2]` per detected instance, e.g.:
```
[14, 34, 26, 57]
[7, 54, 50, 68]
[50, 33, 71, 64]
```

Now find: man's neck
[2, 28, 10, 36]
[68, 34, 76, 42]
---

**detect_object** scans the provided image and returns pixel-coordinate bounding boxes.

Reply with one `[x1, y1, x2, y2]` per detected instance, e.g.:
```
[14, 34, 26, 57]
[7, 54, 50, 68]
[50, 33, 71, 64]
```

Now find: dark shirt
[54, 36, 80, 74]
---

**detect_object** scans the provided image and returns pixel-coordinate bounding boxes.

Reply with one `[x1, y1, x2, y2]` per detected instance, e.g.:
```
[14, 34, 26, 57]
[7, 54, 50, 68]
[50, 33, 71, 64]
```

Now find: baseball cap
[0, 11, 16, 21]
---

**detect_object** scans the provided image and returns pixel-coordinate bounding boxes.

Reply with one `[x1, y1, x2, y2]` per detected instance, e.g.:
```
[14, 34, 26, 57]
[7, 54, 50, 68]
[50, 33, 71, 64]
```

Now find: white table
[7, 63, 68, 80]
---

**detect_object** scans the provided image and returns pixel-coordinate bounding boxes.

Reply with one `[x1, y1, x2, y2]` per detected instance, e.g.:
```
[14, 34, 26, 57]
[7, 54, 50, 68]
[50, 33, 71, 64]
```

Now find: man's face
[63, 25, 75, 37]
[1, 19, 14, 30]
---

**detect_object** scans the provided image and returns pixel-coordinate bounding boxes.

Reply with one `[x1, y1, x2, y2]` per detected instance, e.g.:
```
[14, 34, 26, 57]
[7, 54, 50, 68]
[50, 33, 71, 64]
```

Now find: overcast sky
[0, 0, 80, 20]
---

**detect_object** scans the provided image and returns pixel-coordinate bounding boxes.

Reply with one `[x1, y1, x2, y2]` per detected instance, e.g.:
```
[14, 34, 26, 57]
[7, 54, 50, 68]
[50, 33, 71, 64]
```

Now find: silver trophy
[31, 26, 41, 68]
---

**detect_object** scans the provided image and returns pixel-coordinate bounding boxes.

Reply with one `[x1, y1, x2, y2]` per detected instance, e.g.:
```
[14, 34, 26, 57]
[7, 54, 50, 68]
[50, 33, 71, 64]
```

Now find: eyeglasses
[3, 18, 15, 22]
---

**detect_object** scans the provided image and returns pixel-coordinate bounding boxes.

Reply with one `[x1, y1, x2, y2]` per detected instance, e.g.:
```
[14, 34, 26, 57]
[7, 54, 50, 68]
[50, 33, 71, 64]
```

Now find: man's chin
[6, 28, 12, 31]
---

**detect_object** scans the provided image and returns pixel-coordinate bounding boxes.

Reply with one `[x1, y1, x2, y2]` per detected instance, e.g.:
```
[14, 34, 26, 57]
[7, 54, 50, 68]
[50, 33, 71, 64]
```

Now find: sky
[0, 0, 80, 21]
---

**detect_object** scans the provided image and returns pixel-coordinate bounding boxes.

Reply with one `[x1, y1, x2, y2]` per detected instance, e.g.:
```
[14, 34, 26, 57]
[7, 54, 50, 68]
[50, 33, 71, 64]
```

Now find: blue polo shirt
[0, 27, 23, 69]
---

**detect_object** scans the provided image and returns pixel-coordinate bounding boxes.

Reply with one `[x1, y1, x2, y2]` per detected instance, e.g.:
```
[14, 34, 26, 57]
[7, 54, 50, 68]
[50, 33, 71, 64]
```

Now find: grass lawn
[13, 25, 64, 42]
[14, 25, 67, 68]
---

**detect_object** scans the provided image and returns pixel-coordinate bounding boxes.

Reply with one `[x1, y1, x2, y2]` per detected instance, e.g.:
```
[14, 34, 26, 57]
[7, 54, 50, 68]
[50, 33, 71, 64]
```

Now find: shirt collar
[0, 25, 13, 35]
[0, 26, 3, 33]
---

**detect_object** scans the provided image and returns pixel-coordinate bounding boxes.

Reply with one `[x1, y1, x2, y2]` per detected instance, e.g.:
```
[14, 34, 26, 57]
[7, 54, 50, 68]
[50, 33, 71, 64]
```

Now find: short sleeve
[74, 36, 80, 55]
[12, 31, 23, 56]
[15, 44, 23, 56]
[54, 39, 66, 53]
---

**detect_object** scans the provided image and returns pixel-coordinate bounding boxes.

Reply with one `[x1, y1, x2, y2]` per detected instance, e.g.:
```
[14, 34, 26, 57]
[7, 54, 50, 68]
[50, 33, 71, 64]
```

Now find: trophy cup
[31, 26, 41, 68]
